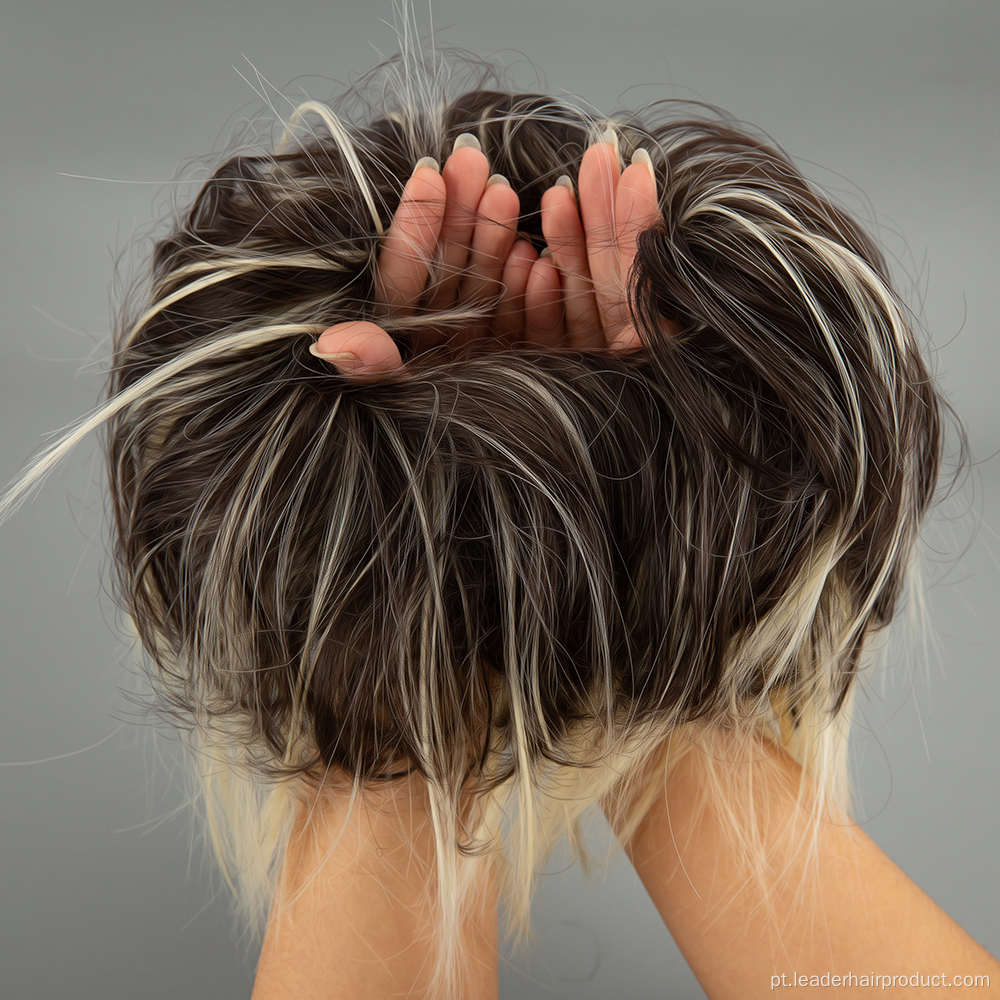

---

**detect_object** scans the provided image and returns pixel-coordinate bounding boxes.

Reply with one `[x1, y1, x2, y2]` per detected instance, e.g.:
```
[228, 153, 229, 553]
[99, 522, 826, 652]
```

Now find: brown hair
[1, 61, 945, 996]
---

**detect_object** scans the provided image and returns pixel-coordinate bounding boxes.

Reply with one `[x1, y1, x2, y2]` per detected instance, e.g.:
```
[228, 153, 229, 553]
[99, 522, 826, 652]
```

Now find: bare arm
[615, 739, 999, 998]
[254, 137, 524, 1000]
[251, 773, 498, 1000]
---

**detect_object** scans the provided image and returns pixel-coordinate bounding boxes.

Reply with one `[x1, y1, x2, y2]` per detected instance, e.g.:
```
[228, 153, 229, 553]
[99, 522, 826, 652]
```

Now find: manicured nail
[452, 132, 482, 153]
[555, 175, 575, 197]
[631, 147, 656, 183]
[413, 156, 440, 173]
[539, 247, 553, 258]
[486, 173, 509, 187]
[309, 343, 359, 363]
[599, 125, 620, 154]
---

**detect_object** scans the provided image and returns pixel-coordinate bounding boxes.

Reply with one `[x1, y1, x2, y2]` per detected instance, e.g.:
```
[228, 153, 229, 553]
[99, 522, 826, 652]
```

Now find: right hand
[535, 128, 667, 350]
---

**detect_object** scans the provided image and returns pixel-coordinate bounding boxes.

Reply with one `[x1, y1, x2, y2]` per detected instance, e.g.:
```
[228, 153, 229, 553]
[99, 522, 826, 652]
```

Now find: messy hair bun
[3, 58, 943, 996]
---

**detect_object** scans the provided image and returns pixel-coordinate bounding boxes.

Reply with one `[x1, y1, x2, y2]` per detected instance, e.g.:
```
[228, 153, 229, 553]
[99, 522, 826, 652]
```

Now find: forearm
[615, 740, 998, 998]
[251, 775, 499, 1000]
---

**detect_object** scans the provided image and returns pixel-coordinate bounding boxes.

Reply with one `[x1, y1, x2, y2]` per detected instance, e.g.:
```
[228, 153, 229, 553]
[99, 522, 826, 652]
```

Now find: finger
[493, 239, 538, 345]
[311, 321, 403, 378]
[454, 175, 520, 344]
[606, 149, 661, 339]
[578, 129, 623, 330]
[607, 323, 642, 352]
[426, 136, 491, 311]
[523, 256, 566, 347]
[540, 180, 605, 349]
[616, 150, 659, 267]
[376, 159, 446, 313]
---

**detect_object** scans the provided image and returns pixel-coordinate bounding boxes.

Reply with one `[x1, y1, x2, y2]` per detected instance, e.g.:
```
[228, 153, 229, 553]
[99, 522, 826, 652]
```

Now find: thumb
[310, 321, 404, 378]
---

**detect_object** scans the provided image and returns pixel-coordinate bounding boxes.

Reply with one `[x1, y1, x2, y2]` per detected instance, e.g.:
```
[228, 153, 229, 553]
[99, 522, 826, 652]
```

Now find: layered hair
[3, 56, 944, 995]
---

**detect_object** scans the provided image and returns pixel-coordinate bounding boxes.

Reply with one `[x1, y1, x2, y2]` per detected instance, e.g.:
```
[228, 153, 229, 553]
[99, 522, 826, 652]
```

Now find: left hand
[310, 134, 537, 376]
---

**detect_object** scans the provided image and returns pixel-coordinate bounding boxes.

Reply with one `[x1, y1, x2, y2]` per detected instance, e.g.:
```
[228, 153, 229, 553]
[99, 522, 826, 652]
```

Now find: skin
[261, 133, 1000, 998]
[615, 737, 1000, 999]
[252, 774, 498, 1000]
[309, 129, 665, 374]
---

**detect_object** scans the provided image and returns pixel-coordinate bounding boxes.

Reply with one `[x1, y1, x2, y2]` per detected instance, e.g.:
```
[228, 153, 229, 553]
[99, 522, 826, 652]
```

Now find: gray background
[1, 1, 997, 997]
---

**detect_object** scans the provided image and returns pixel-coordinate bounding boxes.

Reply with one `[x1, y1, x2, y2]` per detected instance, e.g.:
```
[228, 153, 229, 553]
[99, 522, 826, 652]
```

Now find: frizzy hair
[2, 57, 943, 995]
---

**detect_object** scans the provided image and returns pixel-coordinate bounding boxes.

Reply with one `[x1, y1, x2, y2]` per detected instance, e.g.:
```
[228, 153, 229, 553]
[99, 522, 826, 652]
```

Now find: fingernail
[452, 132, 482, 153]
[599, 125, 620, 154]
[486, 173, 509, 187]
[539, 247, 553, 258]
[631, 147, 656, 183]
[309, 343, 359, 363]
[413, 156, 440, 173]
[555, 175, 575, 197]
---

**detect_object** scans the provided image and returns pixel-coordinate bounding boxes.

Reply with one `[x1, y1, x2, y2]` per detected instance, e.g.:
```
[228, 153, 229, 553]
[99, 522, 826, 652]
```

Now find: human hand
[309, 132, 530, 376]
[535, 127, 663, 350]
[309, 126, 667, 376]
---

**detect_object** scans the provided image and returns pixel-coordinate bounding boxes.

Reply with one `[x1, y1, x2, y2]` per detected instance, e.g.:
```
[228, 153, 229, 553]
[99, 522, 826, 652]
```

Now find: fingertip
[309, 341, 356, 362]
[511, 238, 539, 260]
[610, 326, 643, 352]
[578, 138, 621, 243]
[313, 321, 362, 358]
[555, 174, 576, 198]
[504, 239, 539, 275]
[581, 132, 622, 175]
[616, 158, 662, 266]
[451, 132, 482, 155]
[478, 175, 520, 218]
[404, 163, 447, 204]
[527, 253, 560, 283]
[599, 124, 620, 152]
[500, 240, 538, 293]
[630, 148, 656, 185]
[313, 321, 403, 378]
[394, 167, 447, 241]
[620, 155, 658, 202]
[524, 256, 565, 346]
[540, 184, 585, 261]
[525, 256, 563, 313]
[541, 181, 576, 212]
[442, 143, 490, 182]
[413, 156, 441, 174]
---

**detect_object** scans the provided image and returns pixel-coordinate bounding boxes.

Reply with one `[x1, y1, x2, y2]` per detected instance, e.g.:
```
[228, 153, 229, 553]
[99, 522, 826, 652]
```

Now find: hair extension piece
[2, 53, 945, 996]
